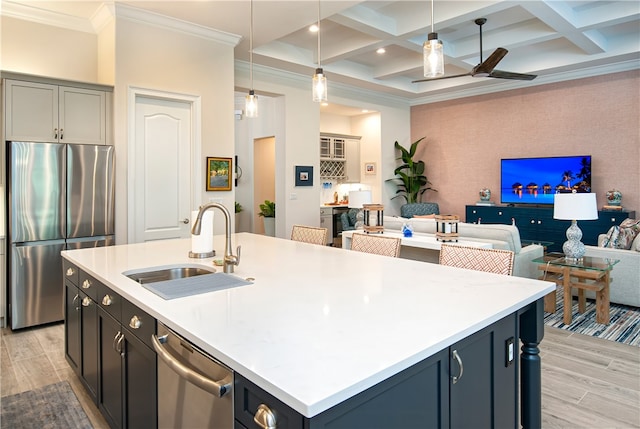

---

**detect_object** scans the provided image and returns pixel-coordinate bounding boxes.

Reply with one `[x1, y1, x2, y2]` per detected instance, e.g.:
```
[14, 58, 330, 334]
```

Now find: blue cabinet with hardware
[235, 312, 521, 429]
[466, 205, 635, 252]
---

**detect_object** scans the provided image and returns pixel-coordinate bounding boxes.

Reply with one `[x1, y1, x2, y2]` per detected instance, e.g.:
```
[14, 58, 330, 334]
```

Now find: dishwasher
[152, 322, 234, 429]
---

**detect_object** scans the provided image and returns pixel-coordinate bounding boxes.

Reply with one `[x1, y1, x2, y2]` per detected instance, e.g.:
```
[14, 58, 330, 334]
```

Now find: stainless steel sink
[124, 265, 216, 285]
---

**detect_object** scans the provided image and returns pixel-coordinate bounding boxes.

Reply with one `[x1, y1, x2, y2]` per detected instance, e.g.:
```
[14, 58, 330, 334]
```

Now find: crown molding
[410, 60, 640, 106]
[113, 3, 241, 47]
[235, 60, 409, 110]
[1, 0, 96, 33]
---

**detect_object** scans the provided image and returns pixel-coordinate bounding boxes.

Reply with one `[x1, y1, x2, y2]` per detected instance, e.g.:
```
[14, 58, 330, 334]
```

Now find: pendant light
[245, 0, 258, 118]
[312, 0, 327, 102]
[423, 0, 444, 78]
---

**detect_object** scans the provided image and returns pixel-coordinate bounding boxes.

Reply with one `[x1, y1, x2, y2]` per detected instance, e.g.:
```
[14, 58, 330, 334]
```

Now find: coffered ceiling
[3, 1, 639, 106]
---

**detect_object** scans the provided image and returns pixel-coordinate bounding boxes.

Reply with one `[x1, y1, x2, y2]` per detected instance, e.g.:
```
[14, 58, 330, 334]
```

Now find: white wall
[112, 9, 237, 242]
[1, 16, 98, 82]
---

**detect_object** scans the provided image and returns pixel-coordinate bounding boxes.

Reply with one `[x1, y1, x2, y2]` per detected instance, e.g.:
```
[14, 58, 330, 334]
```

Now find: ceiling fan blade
[472, 47, 508, 76]
[412, 72, 471, 83]
[489, 69, 537, 80]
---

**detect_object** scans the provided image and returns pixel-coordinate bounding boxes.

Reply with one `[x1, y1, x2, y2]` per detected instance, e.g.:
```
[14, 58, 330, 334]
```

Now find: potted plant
[235, 202, 243, 233]
[387, 137, 436, 203]
[258, 200, 276, 236]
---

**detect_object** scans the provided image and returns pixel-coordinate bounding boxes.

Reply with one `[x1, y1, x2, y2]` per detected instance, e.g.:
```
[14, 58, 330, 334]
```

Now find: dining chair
[439, 244, 515, 276]
[290, 225, 328, 246]
[350, 233, 401, 258]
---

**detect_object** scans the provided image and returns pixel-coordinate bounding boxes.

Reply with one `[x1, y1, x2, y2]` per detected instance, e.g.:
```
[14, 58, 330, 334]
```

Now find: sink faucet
[191, 203, 241, 274]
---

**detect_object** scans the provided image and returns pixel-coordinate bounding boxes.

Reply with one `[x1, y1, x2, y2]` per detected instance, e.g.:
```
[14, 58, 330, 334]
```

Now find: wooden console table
[534, 254, 619, 325]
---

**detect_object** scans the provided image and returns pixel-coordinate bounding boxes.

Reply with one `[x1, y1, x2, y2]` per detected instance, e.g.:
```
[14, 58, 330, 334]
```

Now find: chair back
[400, 202, 440, 218]
[291, 225, 328, 246]
[439, 244, 514, 276]
[350, 233, 401, 257]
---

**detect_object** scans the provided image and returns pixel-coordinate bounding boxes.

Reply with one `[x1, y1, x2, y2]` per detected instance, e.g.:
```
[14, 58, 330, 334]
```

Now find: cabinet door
[450, 313, 517, 429]
[98, 308, 124, 429]
[64, 282, 81, 373]
[5, 80, 58, 142]
[81, 293, 99, 403]
[59, 86, 106, 144]
[320, 136, 331, 159]
[344, 139, 360, 183]
[123, 328, 157, 429]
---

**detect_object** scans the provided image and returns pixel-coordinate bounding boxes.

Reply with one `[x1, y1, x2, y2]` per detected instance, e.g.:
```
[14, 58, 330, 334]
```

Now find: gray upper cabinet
[4, 79, 110, 145]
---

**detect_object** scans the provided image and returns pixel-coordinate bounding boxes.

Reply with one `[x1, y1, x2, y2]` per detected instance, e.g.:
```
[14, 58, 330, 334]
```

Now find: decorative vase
[606, 189, 622, 206]
[479, 188, 491, 201]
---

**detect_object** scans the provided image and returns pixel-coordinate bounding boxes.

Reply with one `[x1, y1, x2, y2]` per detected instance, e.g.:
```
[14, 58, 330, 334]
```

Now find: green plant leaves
[388, 138, 435, 204]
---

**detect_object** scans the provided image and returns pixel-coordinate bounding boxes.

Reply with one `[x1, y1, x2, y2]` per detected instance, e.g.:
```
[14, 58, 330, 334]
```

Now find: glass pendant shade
[245, 90, 258, 118]
[312, 68, 327, 102]
[423, 33, 444, 78]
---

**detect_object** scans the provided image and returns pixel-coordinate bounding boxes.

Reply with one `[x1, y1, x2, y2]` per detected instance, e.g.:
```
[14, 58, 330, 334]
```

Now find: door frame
[127, 86, 202, 243]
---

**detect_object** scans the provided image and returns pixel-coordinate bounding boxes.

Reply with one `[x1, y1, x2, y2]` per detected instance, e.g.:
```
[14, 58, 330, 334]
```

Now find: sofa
[582, 231, 640, 308]
[382, 216, 544, 279]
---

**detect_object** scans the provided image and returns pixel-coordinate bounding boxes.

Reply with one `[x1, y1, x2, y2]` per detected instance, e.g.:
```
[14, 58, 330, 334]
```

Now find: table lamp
[553, 192, 598, 261]
[348, 190, 372, 230]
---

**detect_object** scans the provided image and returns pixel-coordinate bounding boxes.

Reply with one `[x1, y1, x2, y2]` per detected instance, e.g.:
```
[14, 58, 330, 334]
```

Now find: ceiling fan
[413, 18, 537, 83]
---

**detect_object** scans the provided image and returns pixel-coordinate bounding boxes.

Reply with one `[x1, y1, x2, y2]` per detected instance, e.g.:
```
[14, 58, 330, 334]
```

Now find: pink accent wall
[411, 70, 639, 225]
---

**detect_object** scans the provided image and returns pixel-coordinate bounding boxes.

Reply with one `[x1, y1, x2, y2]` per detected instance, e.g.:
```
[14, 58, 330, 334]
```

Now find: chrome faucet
[191, 203, 241, 274]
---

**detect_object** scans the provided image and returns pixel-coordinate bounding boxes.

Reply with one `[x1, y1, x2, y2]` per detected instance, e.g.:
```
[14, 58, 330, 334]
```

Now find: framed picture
[295, 165, 313, 187]
[364, 162, 376, 175]
[206, 157, 232, 191]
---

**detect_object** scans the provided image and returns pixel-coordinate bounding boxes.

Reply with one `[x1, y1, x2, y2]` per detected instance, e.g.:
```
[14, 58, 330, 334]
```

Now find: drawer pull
[102, 294, 113, 306]
[81, 297, 92, 307]
[66, 267, 75, 276]
[254, 404, 277, 429]
[452, 349, 464, 384]
[82, 279, 92, 289]
[129, 315, 142, 330]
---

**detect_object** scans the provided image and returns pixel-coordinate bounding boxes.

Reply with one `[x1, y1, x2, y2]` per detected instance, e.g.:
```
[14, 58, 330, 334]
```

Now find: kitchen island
[62, 232, 554, 428]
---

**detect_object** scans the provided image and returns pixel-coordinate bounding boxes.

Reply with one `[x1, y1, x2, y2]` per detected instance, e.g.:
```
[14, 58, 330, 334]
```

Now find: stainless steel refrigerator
[7, 141, 114, 329]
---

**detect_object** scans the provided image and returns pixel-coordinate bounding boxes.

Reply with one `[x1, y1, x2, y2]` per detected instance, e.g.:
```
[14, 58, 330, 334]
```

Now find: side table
[534, 254, 619, 325]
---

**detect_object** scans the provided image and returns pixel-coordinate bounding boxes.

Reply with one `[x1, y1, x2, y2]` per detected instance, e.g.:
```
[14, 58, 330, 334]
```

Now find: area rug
[544, 287, 640, 347]
[0, 381, 93, 429]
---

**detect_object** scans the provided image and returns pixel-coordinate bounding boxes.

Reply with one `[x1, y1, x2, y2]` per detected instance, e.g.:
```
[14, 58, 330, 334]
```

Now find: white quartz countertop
[61, 233, 554, 418]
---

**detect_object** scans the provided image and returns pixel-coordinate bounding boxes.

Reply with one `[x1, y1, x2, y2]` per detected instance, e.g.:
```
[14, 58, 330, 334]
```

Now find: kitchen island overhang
[62, 232, 555, 426]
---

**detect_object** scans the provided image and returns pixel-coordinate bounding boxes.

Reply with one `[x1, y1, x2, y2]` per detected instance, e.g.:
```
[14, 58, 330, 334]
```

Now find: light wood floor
[1, 323, 638, 428]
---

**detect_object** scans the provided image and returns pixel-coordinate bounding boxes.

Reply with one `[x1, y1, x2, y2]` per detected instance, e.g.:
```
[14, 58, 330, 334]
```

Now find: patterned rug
[0, 381, 93, 429]
[544, 286, 640, 347]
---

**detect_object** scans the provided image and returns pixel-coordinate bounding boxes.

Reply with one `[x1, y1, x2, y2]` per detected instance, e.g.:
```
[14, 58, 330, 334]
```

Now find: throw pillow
[601, 225, 620, 248]
[601, 218, 640, 250]
[631, 233, 640, 252]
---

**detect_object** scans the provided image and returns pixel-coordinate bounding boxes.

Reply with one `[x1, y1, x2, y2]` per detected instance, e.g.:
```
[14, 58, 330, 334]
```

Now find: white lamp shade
[348, 190, 372, 208]
[553, 192, 598, 220]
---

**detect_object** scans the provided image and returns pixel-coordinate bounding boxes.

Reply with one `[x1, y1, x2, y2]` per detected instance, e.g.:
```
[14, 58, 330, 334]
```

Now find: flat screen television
[500, 155, 591, 205]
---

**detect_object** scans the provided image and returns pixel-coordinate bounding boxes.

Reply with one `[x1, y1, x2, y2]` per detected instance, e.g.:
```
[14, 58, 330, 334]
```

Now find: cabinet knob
[530, 220, 535, 224]
[82, 279, 92, 289]
[498, 211, 503, 216]
[129, 315, 142, 330]
[254, 404, 277, 429]
[73, 294, 79, 311]
[611, 218, 616, 222]
[537, 220, 542, 225]
[81, 297, 92, 307]
[102, 294, 113, 306]
[60, 128, 64, 139]
[182, 218, 190, 224]
[54, 128, 58, 139]
[66, 267, 75, 276]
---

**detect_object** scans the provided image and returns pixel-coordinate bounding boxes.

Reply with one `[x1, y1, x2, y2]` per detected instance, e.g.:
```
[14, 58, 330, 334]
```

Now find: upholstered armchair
[400, 202, 440, 218]
[340, 208, 360, 231]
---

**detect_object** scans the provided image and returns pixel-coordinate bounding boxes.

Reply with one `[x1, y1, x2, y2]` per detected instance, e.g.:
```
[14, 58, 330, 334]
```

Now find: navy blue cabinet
[235, 313, 518, 429]
[466, 205, 635, 252]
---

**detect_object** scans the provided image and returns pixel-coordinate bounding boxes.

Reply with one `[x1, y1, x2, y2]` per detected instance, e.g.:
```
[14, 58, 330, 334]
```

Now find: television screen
[500, 155, 591, 205]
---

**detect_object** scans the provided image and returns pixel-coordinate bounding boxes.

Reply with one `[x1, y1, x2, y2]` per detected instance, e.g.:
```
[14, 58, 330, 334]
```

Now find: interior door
[132, 96, 192, 242]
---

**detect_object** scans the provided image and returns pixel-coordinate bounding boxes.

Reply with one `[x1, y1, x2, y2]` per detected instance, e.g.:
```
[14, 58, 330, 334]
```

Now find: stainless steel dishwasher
[152, 322, 234, 429]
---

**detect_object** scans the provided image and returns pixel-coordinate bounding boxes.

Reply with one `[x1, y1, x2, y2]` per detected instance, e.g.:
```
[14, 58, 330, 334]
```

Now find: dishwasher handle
[151, 334, 232, 398]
